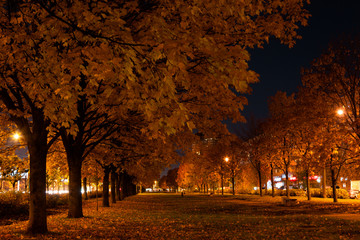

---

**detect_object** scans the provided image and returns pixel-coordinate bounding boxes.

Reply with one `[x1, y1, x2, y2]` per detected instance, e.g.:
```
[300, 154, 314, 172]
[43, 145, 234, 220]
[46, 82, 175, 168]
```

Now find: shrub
[46, 194, 68, 208]
[0, 192, 29, 217]
[86, 191, 103, 199]
[310, 188, 322, 197]
[273, 189, 306, 197]
[0, 192, 72, 218]
[310, 188, 349, 199]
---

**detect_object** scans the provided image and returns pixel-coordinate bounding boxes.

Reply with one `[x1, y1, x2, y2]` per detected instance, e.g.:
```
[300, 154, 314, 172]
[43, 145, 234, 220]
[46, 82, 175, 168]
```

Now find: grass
[1, 193, 360, 239]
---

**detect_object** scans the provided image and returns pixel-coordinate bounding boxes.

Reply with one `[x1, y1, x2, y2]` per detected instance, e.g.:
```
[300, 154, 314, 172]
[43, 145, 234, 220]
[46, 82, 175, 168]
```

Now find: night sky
[241, 0, 360, 121]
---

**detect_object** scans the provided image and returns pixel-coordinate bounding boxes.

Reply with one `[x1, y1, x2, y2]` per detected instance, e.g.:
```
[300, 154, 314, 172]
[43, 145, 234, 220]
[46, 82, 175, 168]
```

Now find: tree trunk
[102, 166, 110, 207]
[322, 166, 327, 198]
[258, 170, 263, 197]
[67, 157, 83, 218]
[27, 141, 48, 234]
[285, 165, 290, 198]
[120, 172, 124, 200]
[221, 174, 224, 195]
[116, 172, 121, 201]
[232, 174, 235, 195]
[331, 168, 338, 203]
[88, 178, 92, 194]
[83, 177, 88, 200]
[306, 169, 311, 200]
[271, 164, 275, 197]
[111, 170, 117, 204]
[25, 176, 28, 193]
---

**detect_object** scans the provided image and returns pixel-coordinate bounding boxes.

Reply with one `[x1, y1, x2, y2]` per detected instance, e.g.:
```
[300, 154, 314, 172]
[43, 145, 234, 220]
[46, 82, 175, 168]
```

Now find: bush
[310, 188, 322, 197]
[310, 188, 349, 199]
[0, 192, 29, 217]
[46, 194, 68, 208]
[0, 192, 73, 218]
[86, 191, 103, 199]
[273, 189, 306, 197]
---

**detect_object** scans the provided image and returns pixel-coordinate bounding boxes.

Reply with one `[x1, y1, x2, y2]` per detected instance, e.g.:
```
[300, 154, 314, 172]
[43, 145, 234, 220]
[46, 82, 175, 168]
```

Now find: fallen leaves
[1, 194, 360, 239]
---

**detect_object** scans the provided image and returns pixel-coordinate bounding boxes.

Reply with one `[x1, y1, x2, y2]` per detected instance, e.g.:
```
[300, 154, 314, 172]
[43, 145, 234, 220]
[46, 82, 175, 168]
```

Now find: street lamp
[337, 108, 345, 116]
[221, 157, 230, 195]
[225, 156, 236, 195]
[13, 132, 20, 140]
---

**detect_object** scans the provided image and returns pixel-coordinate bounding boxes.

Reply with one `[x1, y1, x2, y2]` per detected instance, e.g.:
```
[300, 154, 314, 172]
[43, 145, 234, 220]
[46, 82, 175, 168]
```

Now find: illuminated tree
[302, 35, 360, 201]
[268, 92, 297, 198]
[236, 116, 269, 196]
[0, 155, 28, 190]
[46, 142, 68, 193]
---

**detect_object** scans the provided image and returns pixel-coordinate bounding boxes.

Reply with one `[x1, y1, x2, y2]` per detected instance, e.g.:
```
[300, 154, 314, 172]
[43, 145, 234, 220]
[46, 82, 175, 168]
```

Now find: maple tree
[46, 142, 68, 193]
[159, 168, 179, 192]
[0, 155, 28, 190]
[285, 88, 333, 200]
[236, 116, 269, 196]
[268, 92, 298, 198]
[302, 34, 360, 142]
[301, 35, 360, 201]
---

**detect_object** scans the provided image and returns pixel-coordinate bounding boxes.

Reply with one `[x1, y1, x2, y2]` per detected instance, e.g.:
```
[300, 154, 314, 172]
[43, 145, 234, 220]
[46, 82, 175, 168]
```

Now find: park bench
[282, 197, 298, 206]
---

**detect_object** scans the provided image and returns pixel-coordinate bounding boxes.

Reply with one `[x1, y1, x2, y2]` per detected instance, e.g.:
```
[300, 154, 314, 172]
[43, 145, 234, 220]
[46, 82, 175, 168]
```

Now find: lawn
[1, 193, 360, 239]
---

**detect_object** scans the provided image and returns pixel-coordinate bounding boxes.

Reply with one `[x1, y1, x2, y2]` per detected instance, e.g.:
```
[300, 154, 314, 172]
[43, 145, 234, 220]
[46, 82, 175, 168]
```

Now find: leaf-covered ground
[2, 193, 360, 239]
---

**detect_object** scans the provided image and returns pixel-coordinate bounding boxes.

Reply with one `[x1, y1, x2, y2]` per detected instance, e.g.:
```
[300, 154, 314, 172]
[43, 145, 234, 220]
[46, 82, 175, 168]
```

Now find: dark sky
[240, 0, 360, 122]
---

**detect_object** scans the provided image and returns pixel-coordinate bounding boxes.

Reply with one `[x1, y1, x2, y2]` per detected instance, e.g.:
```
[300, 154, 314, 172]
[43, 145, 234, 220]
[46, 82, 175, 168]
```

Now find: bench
[282, 197, 298, 206]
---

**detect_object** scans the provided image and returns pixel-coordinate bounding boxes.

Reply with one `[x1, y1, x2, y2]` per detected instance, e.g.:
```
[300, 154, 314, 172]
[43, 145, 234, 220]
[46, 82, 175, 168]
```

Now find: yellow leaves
[186, 121, 196, 130]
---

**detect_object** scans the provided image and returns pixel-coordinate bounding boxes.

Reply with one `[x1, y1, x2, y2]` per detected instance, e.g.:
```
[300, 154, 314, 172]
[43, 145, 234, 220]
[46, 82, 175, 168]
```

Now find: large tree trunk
[322, 166, 327, 198]
[271, 163, 275, 197]
[27, 141, 48, 234]
[67, 156, 83, 218]
[285, 164, 290, 198]
[102, 166, 110, 207]
[306, 169, 311, 200]
[111, 170, 117, 204]
[83, 177, 88, 200]
[331, 168, 338, 203]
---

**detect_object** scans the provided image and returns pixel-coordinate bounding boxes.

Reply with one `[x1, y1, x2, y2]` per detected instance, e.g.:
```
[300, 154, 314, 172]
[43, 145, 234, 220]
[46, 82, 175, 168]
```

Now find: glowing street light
[337, 108, 344, 116]
[13, 132, 21, 140]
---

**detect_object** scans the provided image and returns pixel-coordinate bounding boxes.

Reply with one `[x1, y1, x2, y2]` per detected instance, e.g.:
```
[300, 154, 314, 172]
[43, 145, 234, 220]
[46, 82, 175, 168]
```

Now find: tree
[302, 35, 360, 201]
[160, 168, 179, 192]
[236, 116, 268, 196]
[268, 92, 297, 198]
[0, 155, 28, 190]
[302, 34, 360, 142]
[46, 142, 68, 193]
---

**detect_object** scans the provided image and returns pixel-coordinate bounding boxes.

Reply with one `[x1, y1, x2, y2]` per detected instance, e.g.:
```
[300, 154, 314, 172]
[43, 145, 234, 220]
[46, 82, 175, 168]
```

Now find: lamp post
[337, 109, 344, 116]
[13, 132, 20, 140]
[221, 157, 229, 195]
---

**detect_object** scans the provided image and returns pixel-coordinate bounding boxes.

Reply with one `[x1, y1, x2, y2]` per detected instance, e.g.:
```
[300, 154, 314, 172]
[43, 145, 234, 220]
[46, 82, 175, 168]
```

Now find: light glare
[337, 109, 344, 116]
[13, 133, 20, 140]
